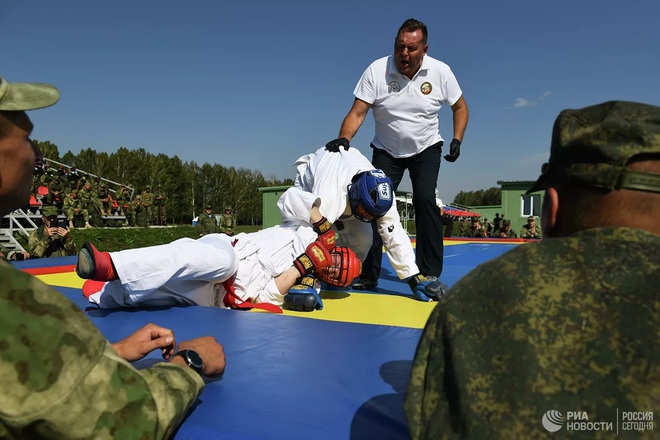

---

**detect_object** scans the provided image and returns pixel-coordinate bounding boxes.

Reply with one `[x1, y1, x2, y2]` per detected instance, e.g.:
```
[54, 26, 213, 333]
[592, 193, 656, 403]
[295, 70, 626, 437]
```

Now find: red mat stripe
[22, 265, 76, 275]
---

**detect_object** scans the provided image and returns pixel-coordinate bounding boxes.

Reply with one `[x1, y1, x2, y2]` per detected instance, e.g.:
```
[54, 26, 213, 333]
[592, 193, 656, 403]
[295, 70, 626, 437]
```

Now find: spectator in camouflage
[63, 189, 91, 228]
[405, 101, 660, 439]
[97, 182, 113, 216]
[141, 185, 154, 227]
[520, 215, 542, 239]
[494, 218, 517, 238]
[464, 217, 486, 238]
[27, 205, 77, 258]
[0, 75, 226, 438]
[218, 206, 236, 236]
[154, 184, 167, 225]
[196, 205, 217, 236]
[79, 180, 103, 226]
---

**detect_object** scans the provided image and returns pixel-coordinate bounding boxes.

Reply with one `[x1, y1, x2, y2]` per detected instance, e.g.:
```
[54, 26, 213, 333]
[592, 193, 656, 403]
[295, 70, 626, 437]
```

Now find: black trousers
[360, 141, 445, 282]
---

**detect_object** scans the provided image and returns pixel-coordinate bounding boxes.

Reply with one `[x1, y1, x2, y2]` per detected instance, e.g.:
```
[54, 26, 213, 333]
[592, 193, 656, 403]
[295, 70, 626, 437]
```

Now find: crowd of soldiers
[195, 206, 236, 237]
[452, 213, 542, 239]
[30, 163, 167, 228]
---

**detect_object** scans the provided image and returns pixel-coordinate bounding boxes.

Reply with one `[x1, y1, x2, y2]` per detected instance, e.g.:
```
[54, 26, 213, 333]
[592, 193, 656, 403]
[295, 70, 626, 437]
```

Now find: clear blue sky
[3, 0, 659, 202]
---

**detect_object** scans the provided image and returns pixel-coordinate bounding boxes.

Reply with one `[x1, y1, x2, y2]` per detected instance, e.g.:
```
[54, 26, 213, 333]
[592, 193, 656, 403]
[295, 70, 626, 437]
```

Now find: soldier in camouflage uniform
[464, 217, 486, 238]
[494, 218, 517, 238]
[79, 180, 103, 226]
[133, 194, 148, 227]
[0, 75, 226, 439]
[520, 215, 542, 239]
[67, 165, 81, 190]
[45, 173, 66, 209]
[97, 182, 113, 216]
[116, 188, 133, 225]
[405, 101, 660, 439]
[196, 205, 217, 236]
[63, 189, 91, 229]
[218, 206, 236, 236]
[154, 184, 166, 225]
[140, 185, 154, 227]
[27, 205, 77, 258]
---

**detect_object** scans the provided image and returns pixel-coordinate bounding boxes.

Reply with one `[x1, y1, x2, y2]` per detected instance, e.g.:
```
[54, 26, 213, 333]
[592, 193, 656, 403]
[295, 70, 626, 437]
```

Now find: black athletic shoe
[351, 278, 378, 290]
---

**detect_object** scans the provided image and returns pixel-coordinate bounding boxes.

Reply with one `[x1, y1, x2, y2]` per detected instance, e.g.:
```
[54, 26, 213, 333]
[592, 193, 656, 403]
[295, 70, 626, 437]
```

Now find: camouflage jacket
[63, 194, 84, 215]
[78, 187, 97, 207]
[495, 227, 517, 238]
[0, 262, 204, 439]
[196, 213, 217, 236]
[219, 213, 236, 234]
[520, 224, 543, 239]
[464, 226, 486, 238]
[154, 191, 166, 206]
[141, 191, 154, 207]
[405, 227, 659, 439]
[27, 226, 77, 258]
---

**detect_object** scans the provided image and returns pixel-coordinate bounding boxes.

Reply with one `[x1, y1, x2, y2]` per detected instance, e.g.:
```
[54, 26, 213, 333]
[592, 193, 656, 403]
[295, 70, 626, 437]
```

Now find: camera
[58, 218, 68, 229]
[14, 253, 25, 261]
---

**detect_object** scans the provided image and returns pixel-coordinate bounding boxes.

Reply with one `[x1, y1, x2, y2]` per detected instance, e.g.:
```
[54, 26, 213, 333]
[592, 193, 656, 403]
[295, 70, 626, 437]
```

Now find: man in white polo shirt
[326, 18, 469, 290]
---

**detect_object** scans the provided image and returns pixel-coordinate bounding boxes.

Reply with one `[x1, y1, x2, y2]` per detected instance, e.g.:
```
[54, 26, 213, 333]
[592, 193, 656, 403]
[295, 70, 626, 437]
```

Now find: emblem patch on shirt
[420, 82, 432, 95]
[388, 81, 401, 93]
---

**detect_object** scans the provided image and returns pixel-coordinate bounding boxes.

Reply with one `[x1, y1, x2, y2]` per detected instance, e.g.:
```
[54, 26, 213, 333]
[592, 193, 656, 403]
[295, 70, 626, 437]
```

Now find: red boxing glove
[313, 216, 336, 251]
[294, 241, 332, 277]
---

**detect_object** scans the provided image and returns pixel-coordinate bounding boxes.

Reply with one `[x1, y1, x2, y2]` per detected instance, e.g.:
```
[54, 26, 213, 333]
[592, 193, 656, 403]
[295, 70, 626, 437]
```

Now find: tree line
[33, 140, 294, 226]
[453, 187, 502, 206]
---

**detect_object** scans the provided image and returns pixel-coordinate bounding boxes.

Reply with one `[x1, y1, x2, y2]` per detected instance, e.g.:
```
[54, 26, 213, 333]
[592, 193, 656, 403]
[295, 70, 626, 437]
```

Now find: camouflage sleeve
[0, 265, 204, 439]
[519, 227, 530, 238]
[405, 303, 449, 440]
[27, 230, 49, 258]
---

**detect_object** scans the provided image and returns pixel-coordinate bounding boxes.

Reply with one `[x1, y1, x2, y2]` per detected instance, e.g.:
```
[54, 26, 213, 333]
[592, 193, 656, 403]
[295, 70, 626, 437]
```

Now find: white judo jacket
[277, 147, 418, 280]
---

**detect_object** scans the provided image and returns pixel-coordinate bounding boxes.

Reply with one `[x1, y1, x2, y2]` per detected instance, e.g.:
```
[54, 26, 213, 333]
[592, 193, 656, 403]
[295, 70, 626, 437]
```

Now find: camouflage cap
[204, 205, 212, 210]
[502, 219, 511, 225]
[0, 77, 59, 111]
[42, 206, 58, 217]
[527, 216, 535, 221]
[527, 101, 660, 195]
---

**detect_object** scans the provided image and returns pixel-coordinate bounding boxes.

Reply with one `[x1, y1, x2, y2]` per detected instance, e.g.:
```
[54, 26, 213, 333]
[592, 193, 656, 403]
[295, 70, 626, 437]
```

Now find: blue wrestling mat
[19, 239, 520, 439]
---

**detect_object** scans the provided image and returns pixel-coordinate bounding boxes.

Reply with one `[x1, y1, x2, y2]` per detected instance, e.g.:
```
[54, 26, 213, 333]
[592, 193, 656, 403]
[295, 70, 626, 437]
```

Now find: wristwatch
[173, 349, 204, 375]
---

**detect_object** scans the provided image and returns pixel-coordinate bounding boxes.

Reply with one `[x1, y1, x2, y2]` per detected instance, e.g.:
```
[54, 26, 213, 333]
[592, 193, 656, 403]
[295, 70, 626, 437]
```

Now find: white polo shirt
[353, 55, 463, 158]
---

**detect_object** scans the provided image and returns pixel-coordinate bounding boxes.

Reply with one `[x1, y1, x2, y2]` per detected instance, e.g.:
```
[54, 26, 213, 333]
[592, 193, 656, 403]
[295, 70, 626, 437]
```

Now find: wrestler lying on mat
[76, 206, 361, 313]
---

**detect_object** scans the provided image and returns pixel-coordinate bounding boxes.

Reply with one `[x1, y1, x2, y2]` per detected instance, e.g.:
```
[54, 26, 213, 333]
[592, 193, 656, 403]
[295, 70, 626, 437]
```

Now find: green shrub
[69, 225, 262, 252]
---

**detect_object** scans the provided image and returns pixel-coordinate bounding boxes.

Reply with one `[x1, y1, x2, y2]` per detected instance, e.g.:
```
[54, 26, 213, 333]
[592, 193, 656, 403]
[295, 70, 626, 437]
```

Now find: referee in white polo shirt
[325, 18, 469, 290]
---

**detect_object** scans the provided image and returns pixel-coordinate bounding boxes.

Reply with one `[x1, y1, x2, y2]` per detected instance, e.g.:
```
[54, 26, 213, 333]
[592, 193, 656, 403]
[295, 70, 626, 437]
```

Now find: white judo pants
[88, 225, 318, 309]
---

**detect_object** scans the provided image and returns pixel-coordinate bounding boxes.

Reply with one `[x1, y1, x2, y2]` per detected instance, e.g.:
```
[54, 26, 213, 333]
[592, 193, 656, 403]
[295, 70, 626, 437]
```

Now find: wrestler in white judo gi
[77, 206, 361, 311]
[278, 146, 448, 301]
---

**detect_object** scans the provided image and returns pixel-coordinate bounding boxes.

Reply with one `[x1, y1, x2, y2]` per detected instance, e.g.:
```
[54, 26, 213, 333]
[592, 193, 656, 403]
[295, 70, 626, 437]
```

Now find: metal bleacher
[1, 159, 134, 255]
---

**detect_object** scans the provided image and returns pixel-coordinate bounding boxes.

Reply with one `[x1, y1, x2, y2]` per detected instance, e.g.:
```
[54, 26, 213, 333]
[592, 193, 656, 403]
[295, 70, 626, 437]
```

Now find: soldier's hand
[112, 323, 177, 362]
[176, 336, 226, 378]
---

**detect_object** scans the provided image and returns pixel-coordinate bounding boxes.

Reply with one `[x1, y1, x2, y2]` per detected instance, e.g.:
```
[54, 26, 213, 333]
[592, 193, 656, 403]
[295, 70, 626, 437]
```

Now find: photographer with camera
[27, 205, 77, 258]
[1, 244, 30, 261]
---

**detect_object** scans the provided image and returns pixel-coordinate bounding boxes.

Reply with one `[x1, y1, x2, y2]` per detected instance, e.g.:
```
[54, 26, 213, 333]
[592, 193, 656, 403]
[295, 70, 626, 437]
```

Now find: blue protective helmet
[347, 169, 393, 222]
